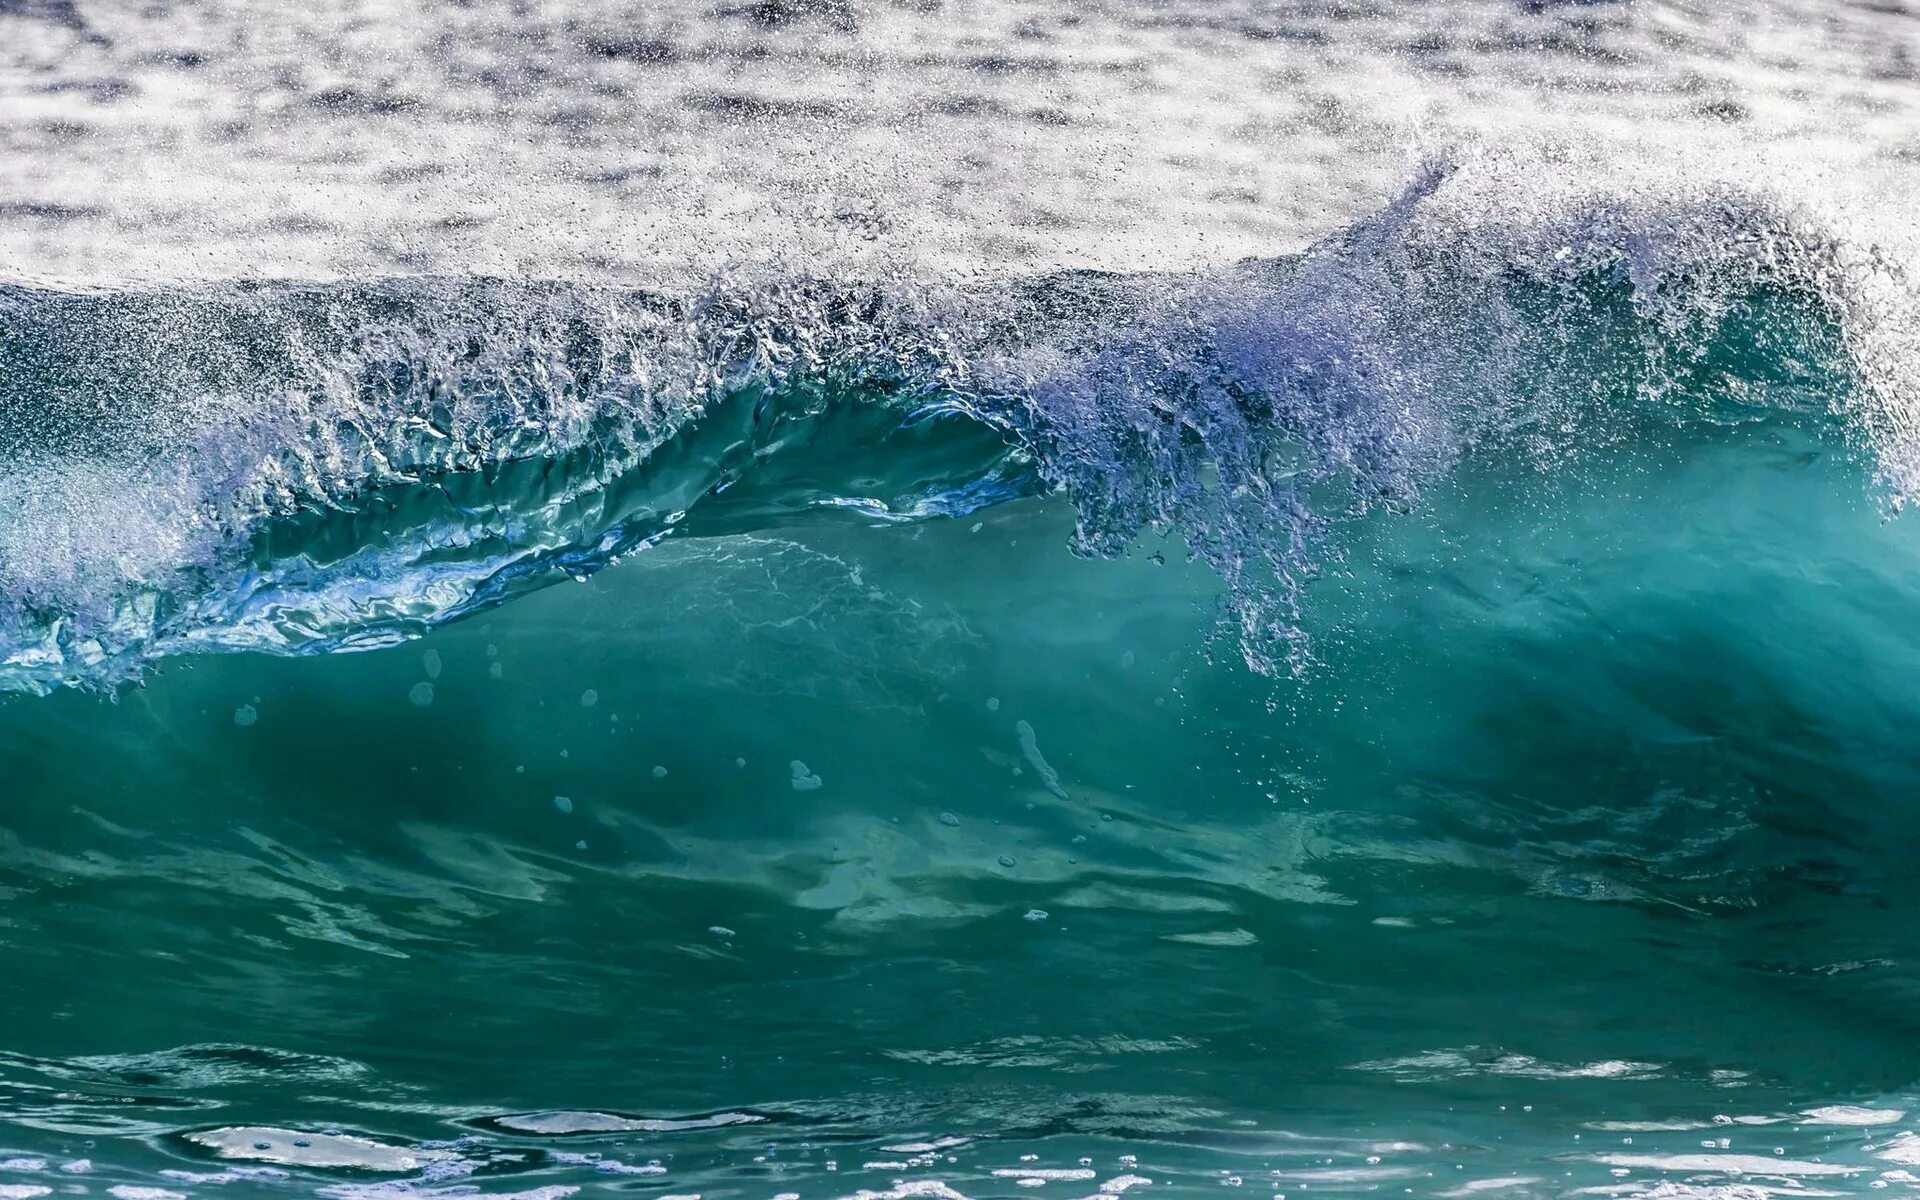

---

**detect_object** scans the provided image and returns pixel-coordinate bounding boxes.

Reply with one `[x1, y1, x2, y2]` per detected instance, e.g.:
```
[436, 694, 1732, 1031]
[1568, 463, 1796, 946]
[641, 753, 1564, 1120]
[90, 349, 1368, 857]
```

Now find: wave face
[7, 256, 1920, 1193]
[0, 170, 1904, 692]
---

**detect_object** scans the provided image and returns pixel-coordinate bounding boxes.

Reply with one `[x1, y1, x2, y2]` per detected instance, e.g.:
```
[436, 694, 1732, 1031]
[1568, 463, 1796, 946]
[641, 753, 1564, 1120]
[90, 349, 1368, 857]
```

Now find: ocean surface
[5, 1, 1920, 1197]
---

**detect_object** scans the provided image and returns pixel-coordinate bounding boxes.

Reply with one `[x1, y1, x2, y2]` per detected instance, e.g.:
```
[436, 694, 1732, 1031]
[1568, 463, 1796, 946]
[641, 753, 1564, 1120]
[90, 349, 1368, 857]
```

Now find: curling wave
[0, 164, 1910, 694]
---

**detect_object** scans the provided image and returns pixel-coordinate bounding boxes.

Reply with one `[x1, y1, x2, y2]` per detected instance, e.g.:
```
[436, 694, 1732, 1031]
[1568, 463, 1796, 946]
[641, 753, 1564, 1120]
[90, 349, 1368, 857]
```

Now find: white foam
[1015, 719, 1069, 799]
[185, 1128, 452, 1172]
[1802, 1106, 1903, 1126]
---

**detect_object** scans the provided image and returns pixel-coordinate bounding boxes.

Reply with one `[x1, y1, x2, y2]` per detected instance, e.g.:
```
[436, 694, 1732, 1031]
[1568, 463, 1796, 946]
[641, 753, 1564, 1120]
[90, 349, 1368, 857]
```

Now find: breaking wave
[0, 162, 1912, 693]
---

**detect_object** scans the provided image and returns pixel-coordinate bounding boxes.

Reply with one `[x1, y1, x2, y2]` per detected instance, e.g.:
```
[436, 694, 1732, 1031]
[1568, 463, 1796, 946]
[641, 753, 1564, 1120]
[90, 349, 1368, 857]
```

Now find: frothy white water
[0, 0, 1916, 283]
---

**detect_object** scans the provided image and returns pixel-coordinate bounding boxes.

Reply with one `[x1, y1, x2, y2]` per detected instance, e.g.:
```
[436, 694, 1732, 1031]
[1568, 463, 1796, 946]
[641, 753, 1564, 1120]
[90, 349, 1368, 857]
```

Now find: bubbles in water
[581, 689, 598, 707]
[232, 704, 257, 728]
[407, 682, 435, 707]
[553, 795, 573, 814]
[790, 761, 823, 791]
[422, 649, 442, 680]
[652, 765, 668, 779]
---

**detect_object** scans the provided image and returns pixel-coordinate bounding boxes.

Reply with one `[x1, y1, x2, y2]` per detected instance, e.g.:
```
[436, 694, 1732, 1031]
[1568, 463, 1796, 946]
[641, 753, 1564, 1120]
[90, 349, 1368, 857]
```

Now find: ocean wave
[0, 163, 1907, 693]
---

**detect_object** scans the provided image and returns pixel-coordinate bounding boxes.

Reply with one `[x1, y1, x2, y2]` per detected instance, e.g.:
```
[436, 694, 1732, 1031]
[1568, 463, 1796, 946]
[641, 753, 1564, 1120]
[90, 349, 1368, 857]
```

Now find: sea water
[4, 2, 1920, 1197]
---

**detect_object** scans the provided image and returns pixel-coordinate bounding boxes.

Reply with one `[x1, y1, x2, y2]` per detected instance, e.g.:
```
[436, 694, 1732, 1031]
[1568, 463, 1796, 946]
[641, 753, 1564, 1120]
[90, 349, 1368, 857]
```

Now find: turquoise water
[7, 194, 1920, 1196]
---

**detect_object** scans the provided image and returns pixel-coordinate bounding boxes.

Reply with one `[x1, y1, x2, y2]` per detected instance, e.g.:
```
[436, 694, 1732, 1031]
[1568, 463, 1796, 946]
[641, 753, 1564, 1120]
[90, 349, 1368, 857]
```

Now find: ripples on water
[6, 0, 1920, 1197]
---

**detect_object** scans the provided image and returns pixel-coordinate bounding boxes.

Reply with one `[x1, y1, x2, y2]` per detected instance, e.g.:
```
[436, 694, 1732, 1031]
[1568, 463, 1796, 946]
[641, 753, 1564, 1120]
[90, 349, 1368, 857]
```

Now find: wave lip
[0, 276, 1033, 694]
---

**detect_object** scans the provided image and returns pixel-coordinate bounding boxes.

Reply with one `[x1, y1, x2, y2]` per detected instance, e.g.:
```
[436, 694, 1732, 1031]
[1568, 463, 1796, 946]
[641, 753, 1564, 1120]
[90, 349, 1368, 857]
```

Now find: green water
[6, 395, 1920, 1196]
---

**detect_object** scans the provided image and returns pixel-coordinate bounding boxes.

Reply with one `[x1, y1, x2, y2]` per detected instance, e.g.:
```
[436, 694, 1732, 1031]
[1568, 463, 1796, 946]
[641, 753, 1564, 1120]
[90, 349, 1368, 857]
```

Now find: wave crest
[0, 163, 1906, 692]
